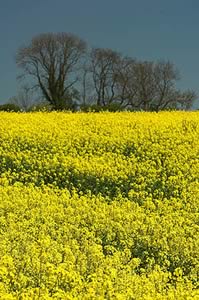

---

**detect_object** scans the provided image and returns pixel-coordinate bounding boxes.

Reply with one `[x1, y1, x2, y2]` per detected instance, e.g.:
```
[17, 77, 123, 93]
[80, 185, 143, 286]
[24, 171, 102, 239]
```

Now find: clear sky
[0, 0, 199, 108]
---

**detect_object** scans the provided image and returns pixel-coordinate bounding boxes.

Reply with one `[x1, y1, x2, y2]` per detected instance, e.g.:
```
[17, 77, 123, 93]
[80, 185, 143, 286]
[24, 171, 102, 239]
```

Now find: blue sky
[0, 0, 199, 108]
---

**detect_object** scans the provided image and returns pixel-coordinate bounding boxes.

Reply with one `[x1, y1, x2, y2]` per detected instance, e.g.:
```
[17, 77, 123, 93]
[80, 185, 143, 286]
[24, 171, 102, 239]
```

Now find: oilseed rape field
[0, 111, 199, 299]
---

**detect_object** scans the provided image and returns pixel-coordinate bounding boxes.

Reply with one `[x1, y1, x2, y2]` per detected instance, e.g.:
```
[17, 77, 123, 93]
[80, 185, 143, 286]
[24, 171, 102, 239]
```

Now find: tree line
[2, 32, 197, 112]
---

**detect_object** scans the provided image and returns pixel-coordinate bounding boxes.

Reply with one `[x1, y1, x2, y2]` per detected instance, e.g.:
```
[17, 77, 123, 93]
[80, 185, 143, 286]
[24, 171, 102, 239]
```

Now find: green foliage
[0, 103, 21, 112]
[80, 103, 127, 112]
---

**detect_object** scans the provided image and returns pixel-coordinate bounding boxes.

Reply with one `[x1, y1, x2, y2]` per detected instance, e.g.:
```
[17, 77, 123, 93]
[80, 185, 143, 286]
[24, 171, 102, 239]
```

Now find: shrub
[0, 103, 21, 112]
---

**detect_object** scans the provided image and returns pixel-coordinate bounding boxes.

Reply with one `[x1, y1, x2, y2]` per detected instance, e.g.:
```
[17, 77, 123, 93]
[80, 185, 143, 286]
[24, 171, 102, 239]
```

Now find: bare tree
[114, 57, 138, 108]
[9, 85, 39, 111]
[89, 48, 121, 106]
[128, 60, 196, 111]
[151, 60, 180, 111]
[16, 32, 86, 110]
[132, 61, 156, 110]
[171, 89, 197, 110]
[78, 56, 95, 106]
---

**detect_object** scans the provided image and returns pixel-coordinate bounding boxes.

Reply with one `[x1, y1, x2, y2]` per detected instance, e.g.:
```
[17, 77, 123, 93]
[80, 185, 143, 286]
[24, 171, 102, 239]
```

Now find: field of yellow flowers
[0, 111, 199, 299]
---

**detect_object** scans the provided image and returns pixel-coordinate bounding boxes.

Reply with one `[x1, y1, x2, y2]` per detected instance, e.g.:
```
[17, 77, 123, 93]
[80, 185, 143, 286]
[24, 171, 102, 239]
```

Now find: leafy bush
[80, 103, 127, 112]
[0, 103, 21, 112]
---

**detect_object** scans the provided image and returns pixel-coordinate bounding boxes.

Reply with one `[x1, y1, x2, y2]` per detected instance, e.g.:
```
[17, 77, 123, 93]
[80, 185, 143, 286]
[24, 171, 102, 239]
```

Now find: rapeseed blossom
[0, 111, 199, 299]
